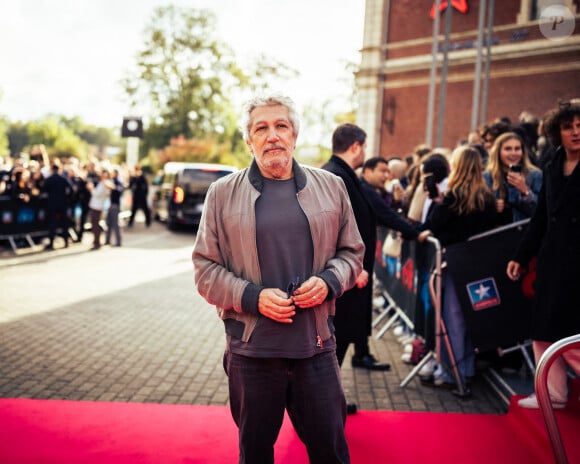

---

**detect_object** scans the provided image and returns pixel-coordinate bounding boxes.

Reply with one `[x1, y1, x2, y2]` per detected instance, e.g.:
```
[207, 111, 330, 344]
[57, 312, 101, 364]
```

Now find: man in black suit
[360, 157, 429, 237]
[322, 125, 429, 413]
[43, 161, 73, 250]
[128, 165, 151, 227]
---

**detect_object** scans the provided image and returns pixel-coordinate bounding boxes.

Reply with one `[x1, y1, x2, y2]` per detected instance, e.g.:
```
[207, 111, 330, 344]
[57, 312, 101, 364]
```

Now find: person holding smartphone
[483, 132, 542, 225]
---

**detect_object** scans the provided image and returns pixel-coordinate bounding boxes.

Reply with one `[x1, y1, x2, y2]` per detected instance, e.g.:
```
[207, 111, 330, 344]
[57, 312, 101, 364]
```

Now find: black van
[152, 162, 238, 229]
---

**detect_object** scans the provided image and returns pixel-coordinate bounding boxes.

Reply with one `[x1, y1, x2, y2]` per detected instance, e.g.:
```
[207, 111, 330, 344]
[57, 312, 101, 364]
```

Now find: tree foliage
[6, 122, 29, 156]
[121, 6, 302, 167]
[122, 6, 245, 152]
[3, 116, 120, 161]
[0, 117, 9, 156]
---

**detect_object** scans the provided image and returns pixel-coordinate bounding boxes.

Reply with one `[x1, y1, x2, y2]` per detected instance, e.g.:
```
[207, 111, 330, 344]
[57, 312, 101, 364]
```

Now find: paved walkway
[0, 221, 509, 414]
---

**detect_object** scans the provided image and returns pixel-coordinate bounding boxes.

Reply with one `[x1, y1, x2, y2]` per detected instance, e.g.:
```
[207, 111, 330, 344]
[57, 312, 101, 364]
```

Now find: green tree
[27, 117, 87, 159]
[122, 6, 245, 151]
[121, 6, 303, 166]
[0, 117, 8, 156]
[8, 122, 30, 156]
[58, 115, 120, 149]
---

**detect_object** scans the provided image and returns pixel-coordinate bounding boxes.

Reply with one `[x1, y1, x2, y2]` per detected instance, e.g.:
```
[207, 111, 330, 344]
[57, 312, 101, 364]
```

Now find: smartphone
[423, 175, 438, 199]
[509, 164, 523, 173]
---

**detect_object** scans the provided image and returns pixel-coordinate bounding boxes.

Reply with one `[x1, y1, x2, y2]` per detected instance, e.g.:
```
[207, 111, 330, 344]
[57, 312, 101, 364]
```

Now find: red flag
[430, 0, 469, 19]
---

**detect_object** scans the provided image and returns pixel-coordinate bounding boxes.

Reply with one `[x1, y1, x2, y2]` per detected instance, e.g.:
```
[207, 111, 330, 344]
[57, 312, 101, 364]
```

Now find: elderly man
[193, 95, 364, 463]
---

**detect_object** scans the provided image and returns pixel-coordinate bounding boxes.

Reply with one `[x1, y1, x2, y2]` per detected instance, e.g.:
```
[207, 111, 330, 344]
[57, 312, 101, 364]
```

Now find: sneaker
[393, 325, 405, 337]
[372, 296, 385, 309]
[418, 358, 437, 377]
[518, 394, 566, 410]
[398, 334, 416, 345]
[420, 376, 455, 389]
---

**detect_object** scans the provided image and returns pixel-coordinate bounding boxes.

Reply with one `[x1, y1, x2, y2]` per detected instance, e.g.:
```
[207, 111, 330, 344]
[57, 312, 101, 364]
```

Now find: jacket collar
[330, 155, 358, 180]
[248, 159, 307, 192]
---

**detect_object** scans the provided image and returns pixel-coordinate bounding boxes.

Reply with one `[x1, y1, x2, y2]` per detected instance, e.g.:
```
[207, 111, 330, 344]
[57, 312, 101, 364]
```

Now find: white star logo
[474, 283, 490, 301]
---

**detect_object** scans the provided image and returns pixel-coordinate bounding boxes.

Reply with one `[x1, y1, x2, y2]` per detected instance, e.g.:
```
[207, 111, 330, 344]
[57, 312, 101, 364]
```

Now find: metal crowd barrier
[373, 235, 465, 393]
[373, 221, 535, 397]
[1, 192, 134, 253]
[0, 194, 84, 252]
[534, 334, 580, 464]
[394, 236, 469, 396]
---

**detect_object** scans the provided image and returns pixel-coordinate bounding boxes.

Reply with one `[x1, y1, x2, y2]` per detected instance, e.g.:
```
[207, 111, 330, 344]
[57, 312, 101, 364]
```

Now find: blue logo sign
[466, 278, 500, 311]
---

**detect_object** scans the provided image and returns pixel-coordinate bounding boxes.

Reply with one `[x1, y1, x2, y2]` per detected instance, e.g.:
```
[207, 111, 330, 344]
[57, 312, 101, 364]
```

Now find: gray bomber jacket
[192, 160, 364, 343]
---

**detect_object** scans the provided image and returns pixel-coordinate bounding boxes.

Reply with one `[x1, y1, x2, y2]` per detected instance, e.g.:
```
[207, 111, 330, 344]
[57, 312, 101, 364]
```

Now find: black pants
[224, 350, 350, 464]
[47, 207, 69, 245]
[129, 199, 150, 226]
[78, 203, 90, 239]
[335, 340, 369, 367]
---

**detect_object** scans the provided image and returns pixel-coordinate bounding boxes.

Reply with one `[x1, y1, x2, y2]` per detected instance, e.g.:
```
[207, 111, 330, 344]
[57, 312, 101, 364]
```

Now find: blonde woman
[484, 132, 542, 224]
[423, 146, 497, 246]
[421, 146, 497, 390]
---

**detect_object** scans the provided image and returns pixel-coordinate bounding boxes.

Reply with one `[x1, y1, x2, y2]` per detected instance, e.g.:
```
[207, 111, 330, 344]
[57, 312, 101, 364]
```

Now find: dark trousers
[335, 340, 369, 367]
[48, 207, 69, 245]
[90, 208, 103, 246]
[78, 203, 90, 240]
[224, 350, 350, 464]
[129, 198, 151, 226]
[105, 204, 121, 246]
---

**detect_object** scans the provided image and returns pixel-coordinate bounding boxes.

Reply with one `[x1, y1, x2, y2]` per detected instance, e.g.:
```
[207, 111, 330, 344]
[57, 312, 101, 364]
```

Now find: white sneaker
[398, 334, 416, 345]
[418, 358, 437, 377]
[372, 296, 385, 309]
[517, 394, 566, 410]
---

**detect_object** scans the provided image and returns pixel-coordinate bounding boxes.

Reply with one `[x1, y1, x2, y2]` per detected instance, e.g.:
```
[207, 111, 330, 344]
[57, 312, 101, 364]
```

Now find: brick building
[356, 0, 580, 158]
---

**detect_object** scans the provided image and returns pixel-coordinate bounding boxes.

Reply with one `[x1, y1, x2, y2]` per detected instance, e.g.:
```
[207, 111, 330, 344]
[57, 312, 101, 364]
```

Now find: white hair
[241, 94, 300, 141]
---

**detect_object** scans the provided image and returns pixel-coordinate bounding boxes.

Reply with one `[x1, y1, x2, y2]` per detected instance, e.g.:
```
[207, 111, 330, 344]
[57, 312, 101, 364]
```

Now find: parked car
[152, 162, 238, 230]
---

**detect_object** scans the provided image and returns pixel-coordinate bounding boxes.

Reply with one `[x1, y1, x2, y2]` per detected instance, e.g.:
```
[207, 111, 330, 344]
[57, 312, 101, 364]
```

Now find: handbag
[382, 231, 402, 258]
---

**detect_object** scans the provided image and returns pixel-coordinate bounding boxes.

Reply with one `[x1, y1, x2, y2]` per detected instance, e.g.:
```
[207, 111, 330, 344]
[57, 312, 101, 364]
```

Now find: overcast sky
[0, 0, 365, 135]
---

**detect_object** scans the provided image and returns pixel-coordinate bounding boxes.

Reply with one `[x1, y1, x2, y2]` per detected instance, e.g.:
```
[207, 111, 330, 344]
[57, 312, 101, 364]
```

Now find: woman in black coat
[421, 145, 497, 390]
[507, 101, 580, 409]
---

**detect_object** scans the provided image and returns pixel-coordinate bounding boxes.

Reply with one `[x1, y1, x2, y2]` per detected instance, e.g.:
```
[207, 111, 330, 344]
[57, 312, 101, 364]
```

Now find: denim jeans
[224, 350, 350, 464]
[437, 272, 475, 385]
[106, 204, 121, 246]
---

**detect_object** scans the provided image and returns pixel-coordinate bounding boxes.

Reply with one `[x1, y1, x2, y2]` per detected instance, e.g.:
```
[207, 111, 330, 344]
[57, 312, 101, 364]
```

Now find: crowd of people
[193, 94, 578, 463]
[0, 147, 151, 251]
[366, 101, 579, 412]
[1, 94, 577, 462]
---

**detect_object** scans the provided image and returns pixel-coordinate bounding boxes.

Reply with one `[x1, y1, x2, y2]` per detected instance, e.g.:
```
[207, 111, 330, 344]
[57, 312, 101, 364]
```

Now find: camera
[509, 164, 523, 173]
[423, 175, 439, 199]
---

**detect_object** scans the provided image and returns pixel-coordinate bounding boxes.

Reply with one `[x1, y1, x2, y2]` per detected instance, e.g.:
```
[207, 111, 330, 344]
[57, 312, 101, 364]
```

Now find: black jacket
[359, 177, 419, 240]
[423, 191, 497, 247]
[43, 173, 73, 209]
[321, 156, 376, 342]
[514, 147, 580, 341]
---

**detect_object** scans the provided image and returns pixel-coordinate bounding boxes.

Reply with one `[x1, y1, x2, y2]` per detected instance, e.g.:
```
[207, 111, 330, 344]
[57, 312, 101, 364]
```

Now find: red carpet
[0, 397, 579, 463]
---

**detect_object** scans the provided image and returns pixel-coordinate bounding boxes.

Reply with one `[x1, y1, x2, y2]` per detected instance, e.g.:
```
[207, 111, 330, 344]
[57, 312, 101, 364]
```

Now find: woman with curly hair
[507, 100, 580, 410]
[484, 131, 542, 225]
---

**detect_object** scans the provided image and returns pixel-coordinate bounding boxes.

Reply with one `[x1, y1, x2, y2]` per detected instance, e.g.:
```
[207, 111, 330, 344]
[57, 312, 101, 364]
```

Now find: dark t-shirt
[229, 177, 335, 358]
